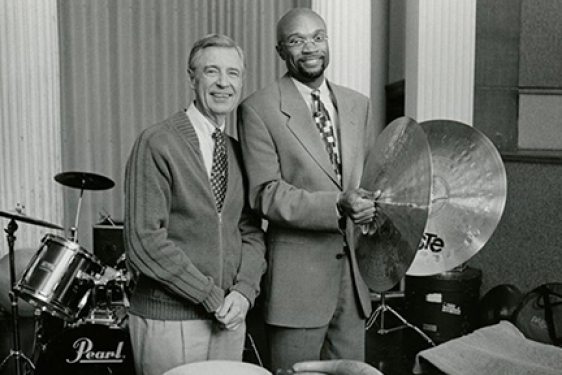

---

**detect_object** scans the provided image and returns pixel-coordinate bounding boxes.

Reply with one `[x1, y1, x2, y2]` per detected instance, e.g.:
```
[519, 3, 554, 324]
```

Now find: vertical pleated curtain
[57, 0, 310, 250]
[0, 0, 64, 258]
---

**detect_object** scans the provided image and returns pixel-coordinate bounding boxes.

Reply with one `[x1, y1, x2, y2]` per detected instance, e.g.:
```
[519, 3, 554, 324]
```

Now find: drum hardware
[54, 171, 115, 242]
[0, 208, 63, 375]
[366, 291, 436, 346]
[32, 310, 66, 359]
[79, 266, 130, 327]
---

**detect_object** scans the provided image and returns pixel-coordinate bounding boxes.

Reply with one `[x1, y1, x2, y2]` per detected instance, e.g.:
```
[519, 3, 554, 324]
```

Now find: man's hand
[214, 291, 249, 331]
[290, 360, 383, 375]
[337, 189, 380, 225]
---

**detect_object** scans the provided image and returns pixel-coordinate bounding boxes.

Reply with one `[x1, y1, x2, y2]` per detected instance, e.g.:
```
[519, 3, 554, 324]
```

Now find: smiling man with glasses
[237, 7, 380, 374]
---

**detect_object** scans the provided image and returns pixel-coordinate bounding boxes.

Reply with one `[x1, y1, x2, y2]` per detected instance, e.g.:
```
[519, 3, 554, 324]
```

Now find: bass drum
[34, 324, 136, 375]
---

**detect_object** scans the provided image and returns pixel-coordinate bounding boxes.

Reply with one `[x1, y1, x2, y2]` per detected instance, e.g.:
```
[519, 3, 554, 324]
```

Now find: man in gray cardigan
[124, 34, 266, 375]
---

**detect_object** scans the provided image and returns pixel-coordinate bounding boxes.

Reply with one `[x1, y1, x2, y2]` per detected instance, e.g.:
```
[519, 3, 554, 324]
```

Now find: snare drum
[15, 234, 104, 321]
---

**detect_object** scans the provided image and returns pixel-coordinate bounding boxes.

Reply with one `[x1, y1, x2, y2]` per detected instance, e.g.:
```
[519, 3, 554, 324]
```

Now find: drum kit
[0, 172, 135, 375]
[357, 118, 507, 344]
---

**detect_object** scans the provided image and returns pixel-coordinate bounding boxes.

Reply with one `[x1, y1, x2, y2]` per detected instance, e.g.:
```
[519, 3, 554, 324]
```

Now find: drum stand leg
[0, 219, 36, 375]
[366, 291, 436, 347]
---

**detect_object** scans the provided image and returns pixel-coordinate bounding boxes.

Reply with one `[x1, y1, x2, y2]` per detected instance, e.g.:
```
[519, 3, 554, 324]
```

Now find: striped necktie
[312, 89, 342, 184]
[211, 128, 228, 213]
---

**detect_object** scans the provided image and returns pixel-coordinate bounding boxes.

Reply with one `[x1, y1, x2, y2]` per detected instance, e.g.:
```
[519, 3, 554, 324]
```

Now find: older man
[238, 7, 379, 373]
[124, 34, 266, 375]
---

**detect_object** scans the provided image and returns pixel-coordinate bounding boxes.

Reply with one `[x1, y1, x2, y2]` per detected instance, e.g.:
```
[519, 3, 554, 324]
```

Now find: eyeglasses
[281, 35, 328, 48]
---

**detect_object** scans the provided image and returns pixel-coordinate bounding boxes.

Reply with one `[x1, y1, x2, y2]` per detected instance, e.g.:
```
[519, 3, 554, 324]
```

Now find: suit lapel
[279, 75, 340, 187]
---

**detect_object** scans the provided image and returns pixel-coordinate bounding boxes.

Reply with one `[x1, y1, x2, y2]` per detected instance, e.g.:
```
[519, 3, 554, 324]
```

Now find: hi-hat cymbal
[55, 171, 115, 190]
[0, 209, 63, 230]
[406, 120, 507, 276]
[356, 117, 432, 292]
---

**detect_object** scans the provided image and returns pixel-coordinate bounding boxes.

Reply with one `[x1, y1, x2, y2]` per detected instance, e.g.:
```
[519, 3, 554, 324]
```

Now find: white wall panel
[313, 0, 388, 135]
[405, 0, 477, 125]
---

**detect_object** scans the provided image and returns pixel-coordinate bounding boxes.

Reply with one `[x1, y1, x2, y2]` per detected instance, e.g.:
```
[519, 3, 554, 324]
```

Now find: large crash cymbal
[55, 171, 115, 190]
[406, 120, 507, 276]
[356, 117, 432, 292]
[0, 209, 63, 230]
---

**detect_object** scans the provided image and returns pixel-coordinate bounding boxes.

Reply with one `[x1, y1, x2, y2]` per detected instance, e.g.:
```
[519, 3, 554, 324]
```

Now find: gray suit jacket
[238, 74, 376, 327]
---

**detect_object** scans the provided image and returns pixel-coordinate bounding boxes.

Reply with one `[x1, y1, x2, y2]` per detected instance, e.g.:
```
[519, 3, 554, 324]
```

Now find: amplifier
[93, 220, 124, 267]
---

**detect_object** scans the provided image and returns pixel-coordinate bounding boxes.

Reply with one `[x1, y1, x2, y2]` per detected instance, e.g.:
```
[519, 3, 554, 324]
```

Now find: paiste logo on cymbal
[419, 232, 445, 253]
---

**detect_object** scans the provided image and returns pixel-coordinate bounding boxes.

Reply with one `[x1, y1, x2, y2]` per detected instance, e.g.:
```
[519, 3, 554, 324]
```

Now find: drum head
[164, 360, 271, 375]
[35, 324, 136, 375]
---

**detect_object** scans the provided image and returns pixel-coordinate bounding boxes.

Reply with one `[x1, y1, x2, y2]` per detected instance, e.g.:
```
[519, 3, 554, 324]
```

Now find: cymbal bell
[55, 171, 115, 191]
[356, 117, 432, 292]
[0, 209, 63, 230]
[406, 120, 507, 276]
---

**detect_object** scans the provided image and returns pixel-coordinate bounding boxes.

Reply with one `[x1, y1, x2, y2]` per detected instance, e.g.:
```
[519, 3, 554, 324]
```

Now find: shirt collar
[291, 77, 330, 99]
[186, 102, 226, 136]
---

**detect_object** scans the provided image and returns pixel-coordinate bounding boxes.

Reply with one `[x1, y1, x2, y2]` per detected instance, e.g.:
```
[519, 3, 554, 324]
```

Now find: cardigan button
[336, 253, 344, 260]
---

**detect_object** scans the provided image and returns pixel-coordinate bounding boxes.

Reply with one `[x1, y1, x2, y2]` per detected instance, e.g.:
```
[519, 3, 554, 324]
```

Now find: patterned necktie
[211, 128, 228, 213]
[311, 89, 342, 184]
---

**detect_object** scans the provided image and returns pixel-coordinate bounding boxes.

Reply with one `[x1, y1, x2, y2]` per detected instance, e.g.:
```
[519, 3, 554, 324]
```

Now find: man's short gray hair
[188, 33, 245, 72]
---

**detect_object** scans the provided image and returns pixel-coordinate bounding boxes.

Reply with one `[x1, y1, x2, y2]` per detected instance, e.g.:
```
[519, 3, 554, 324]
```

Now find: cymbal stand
[69, 187, 84, 242]
[0, 219, 35, 375]
[366, 291, 435, 347]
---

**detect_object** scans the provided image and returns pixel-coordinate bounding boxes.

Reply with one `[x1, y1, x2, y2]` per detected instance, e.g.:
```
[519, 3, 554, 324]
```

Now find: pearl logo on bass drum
[34, 324, 136, 375]
[67, 337, 125, 364]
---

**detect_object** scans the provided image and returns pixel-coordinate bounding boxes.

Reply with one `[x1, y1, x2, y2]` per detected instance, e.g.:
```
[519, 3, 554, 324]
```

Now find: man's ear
[187, 69, 196, 89]
[275, 45, 286, 61]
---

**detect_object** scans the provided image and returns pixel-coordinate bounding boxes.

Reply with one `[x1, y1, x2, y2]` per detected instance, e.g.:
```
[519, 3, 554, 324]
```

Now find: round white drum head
[163, 360, 272, 375]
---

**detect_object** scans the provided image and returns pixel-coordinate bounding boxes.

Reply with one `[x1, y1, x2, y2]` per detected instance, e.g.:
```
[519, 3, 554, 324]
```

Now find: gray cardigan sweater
[124, 111, 266, 320]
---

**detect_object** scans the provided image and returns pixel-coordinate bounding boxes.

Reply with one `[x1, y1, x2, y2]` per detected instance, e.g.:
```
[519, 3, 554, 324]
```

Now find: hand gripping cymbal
[406, 120, 507, 276]
[356, 117, 432, 292]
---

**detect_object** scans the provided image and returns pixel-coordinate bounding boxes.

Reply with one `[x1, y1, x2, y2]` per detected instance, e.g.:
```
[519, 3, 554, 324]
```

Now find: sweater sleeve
[229, 195, 267, 307]
[124, 129, 224, 313]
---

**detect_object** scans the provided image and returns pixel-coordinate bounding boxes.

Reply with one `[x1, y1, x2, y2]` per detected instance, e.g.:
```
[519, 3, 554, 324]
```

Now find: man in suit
[237, 8, 379, 373]
[124, 34, 266, 375]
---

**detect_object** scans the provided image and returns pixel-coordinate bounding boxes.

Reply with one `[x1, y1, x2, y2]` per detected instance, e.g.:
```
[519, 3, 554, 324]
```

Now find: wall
[469, 161, 562, 294]
[470, 0, 562, 294]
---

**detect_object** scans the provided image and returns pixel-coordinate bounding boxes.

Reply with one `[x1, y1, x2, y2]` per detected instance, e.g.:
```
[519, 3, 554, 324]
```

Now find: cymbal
[406, 120, 507, 276]
[0, 209, 63, 230]
[356, 117, 432, 292]
[55, 171, 115, 191]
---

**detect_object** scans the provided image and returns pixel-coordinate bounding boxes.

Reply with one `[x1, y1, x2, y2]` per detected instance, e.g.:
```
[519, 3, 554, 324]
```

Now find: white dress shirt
[186, 103, 226, 178]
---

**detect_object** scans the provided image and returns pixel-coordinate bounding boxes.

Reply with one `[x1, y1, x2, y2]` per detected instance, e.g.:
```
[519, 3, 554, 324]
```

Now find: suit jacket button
[336, 253, 344, 260]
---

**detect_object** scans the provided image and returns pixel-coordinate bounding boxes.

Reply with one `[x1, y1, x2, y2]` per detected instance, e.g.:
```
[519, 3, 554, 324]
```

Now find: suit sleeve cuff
[336, 193, 346, 231]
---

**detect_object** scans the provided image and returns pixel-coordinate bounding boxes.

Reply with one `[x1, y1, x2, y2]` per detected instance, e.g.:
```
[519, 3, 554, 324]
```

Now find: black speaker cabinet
[93, 223, 124, 267]
[405, 267, 482, 343]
